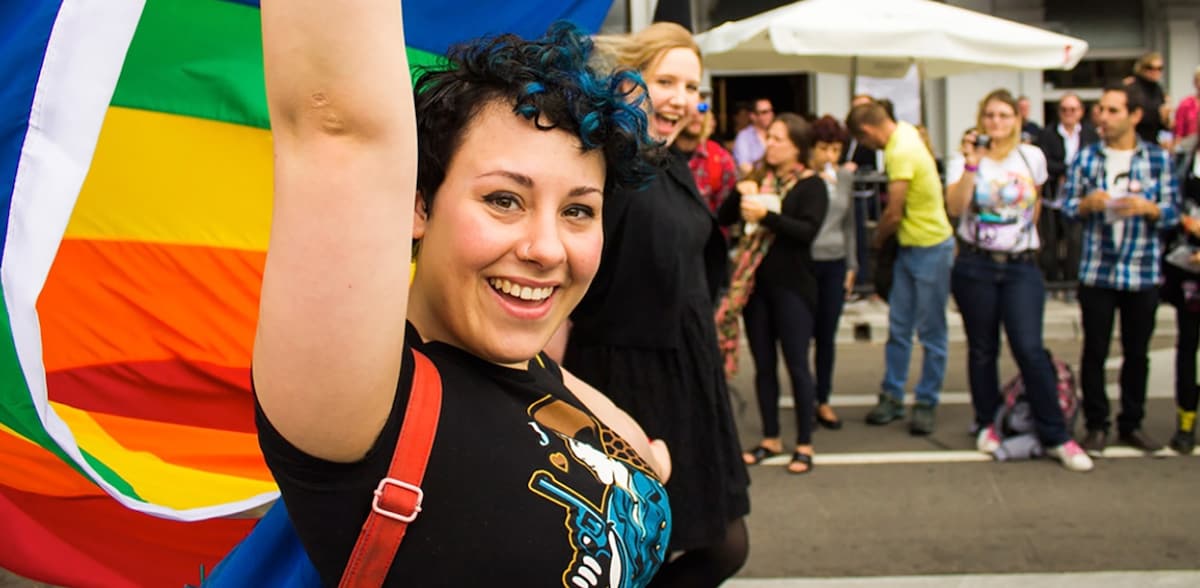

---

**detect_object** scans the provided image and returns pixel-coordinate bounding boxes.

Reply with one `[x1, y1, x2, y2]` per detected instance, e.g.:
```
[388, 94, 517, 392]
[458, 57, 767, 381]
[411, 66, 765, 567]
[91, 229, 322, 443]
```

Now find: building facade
[611, 0, 1200, 158]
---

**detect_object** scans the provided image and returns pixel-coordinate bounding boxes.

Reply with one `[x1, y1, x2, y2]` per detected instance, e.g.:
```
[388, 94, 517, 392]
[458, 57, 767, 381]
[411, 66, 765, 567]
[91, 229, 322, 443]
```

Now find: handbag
[872, 235, 900, 302]
[201, 349, 444, 588]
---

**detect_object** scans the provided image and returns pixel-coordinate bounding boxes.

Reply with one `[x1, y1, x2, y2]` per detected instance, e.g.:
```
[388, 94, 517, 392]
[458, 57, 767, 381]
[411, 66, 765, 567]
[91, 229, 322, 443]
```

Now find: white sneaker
[976, 425, 1001, 454]
[1046, 440, 1094, 472]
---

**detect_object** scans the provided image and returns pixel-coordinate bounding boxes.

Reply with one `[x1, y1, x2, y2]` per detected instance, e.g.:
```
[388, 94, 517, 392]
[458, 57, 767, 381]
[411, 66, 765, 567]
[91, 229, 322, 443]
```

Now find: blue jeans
[882, 237, 953, 406]
[950, 252, 1071, 446]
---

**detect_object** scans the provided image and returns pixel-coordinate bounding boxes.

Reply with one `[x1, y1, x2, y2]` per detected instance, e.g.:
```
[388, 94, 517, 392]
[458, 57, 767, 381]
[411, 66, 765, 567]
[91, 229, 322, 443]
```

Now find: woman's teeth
[488, 278, 554, 302]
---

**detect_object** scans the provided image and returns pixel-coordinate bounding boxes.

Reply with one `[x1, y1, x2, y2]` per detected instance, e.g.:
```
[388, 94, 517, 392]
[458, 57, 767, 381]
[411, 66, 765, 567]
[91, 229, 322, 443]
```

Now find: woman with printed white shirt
[946, 89, 1094, 472]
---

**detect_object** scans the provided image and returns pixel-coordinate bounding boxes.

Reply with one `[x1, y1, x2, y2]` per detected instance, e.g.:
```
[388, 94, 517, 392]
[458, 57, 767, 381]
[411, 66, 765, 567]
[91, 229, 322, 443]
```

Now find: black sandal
[787, 451, 814, 475]
[742, 445, 780, 465]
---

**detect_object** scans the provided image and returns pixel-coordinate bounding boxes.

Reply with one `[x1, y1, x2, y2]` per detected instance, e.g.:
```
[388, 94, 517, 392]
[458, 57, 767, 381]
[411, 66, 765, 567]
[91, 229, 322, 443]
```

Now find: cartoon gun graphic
[530, 471, 620, 587]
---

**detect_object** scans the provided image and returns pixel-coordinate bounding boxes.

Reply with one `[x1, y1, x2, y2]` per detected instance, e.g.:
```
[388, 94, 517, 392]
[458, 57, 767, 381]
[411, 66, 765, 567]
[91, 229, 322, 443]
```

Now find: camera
[974, 134, 991, 149]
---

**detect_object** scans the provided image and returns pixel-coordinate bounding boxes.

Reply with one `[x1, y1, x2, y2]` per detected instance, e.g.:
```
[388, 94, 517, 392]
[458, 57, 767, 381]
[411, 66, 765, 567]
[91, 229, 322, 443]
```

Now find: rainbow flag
[0, 1, 612, 585]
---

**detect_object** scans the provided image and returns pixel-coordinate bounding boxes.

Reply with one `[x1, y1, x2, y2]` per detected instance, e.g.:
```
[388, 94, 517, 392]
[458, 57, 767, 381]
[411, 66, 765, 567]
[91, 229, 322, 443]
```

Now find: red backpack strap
[339, 349, 443, 588]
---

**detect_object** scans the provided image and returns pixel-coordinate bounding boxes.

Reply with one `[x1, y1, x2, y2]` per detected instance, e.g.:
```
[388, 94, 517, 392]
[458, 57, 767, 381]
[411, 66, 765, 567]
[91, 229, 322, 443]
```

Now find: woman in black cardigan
[717, 113, 828, 474]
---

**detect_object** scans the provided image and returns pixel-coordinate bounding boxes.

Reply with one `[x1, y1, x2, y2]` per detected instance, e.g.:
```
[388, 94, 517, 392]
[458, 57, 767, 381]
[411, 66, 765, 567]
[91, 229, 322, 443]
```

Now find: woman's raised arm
[254, 0, 417, 461]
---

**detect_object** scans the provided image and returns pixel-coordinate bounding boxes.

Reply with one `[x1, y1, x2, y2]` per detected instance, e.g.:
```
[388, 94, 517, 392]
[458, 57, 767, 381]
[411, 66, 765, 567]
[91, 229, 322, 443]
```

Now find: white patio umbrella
[694, 0, 1088, 79]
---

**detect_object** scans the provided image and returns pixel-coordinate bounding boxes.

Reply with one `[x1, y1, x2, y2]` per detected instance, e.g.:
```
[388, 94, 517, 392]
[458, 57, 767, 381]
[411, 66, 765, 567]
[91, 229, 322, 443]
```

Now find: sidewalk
[837, 297, 1178, 344]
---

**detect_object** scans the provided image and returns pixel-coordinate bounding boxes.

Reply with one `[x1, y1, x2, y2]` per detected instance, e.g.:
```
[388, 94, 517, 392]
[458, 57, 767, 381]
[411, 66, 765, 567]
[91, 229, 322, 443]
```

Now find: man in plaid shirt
[1062, 85, 1180, 457]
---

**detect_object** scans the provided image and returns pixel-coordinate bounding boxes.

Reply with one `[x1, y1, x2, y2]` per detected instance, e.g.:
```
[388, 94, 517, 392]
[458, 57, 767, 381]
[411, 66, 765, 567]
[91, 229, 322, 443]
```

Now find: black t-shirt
[717, 174, 829, 309]
[256, 325, 672, 587]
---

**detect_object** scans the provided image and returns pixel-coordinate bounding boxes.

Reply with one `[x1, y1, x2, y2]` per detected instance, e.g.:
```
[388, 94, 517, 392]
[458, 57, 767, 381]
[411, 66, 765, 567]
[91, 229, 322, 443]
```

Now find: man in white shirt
[1036, 93, 1100, 291]
[732, 98, 773, 175]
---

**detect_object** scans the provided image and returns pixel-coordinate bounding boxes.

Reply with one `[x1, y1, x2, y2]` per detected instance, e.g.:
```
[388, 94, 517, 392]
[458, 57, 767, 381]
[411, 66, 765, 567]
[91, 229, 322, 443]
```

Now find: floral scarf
[715, 165, 806, 379]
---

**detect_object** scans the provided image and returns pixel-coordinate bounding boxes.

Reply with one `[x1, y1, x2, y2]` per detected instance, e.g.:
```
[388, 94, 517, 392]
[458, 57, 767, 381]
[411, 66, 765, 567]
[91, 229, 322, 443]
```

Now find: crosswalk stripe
[753, 445, 1194, 467]
[725, 570, 1200, 587]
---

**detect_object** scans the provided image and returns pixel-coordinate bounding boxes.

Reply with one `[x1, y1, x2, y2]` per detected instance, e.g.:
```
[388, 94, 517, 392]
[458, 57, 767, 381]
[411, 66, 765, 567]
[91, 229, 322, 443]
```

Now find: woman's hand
[1183, 215, 1200, 238]
[740, 197, 768, 223]
[961, 129, 985, 167]
[843, 269, 856, 297]
[737, 180, 759, 196]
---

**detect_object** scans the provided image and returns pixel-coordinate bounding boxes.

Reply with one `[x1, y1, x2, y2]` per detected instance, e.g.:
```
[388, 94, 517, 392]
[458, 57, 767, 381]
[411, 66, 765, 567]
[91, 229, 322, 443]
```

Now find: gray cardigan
[811, 169, 858, 270]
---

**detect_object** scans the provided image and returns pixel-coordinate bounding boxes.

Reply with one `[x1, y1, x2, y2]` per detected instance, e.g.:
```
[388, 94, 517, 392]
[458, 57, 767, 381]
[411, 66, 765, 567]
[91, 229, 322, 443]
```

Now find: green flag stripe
[80, 448, 142, 500]
[0, 285, 142, 500]
[112, 0, 447, 130]
[0, 284, 68, 458]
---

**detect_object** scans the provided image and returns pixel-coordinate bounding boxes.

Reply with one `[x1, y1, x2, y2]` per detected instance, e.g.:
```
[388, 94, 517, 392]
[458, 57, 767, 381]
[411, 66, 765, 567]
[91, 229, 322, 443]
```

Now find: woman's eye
[484, 193, 520, 210]
[563, 205, 596, 219]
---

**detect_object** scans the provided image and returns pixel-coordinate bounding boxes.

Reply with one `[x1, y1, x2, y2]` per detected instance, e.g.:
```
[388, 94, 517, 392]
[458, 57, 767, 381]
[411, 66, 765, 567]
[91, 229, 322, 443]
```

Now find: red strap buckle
[371, 477, 423, 523]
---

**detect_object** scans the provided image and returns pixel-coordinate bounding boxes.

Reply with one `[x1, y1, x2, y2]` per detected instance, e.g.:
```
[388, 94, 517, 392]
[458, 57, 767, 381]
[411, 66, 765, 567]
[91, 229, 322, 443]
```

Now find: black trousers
[1176, 306, 1200, 413]
[812, 259, 848, 404]
[1037, 207, 1081, 287]
[1078, 285, 1159, 434]
[743, 284, 815, 445]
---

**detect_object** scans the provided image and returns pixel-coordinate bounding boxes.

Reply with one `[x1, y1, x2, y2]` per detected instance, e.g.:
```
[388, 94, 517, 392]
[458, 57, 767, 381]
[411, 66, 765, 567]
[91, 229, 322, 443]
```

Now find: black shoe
[1117, 429, 1163, 453]
[1169, 430, 1195, 455]
[816, 404, 843, 430]
[1081, 429, 1107, 458]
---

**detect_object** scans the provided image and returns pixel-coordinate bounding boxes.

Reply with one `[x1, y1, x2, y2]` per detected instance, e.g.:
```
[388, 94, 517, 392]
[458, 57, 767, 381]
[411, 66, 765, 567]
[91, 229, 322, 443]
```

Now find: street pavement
[5, 299, 1200, 587]
[724, 298, 1200, 585]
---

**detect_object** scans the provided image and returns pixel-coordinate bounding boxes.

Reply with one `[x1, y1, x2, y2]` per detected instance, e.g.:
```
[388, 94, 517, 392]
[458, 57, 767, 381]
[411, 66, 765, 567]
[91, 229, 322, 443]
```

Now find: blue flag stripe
[0, 0, 65, 265]
[216, 0, 612, 56]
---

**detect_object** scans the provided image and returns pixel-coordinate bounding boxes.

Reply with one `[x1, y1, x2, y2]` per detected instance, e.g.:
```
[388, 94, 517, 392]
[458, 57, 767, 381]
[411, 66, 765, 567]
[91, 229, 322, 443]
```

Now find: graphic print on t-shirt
[527, 396, 671, 588]
[1103, 148, 1136, 246]
[968, 169, 1037, 249]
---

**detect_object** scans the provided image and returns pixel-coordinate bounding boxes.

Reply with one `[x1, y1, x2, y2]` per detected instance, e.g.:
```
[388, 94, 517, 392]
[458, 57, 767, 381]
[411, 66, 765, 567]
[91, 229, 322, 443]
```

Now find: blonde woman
[564, 22, 751, 586]
[946, 89, 1092, 472]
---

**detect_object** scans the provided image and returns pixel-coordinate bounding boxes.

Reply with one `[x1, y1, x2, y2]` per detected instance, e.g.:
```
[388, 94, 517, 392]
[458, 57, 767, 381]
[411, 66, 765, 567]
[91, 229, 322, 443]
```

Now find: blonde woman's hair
[976, 88, 1021, 156]
[1135, 52, 1163, 75]
[593, 22, 700, 74]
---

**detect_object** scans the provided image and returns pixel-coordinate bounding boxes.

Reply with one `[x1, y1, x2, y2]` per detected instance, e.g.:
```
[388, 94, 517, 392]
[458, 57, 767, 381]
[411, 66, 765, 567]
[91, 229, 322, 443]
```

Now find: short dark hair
[1106, 82, 1144, 115]
[846, 102, 889, 134]
[812, 114, 849, 145]
[413, 22, 658, 212]
[875, 98, 896, 121]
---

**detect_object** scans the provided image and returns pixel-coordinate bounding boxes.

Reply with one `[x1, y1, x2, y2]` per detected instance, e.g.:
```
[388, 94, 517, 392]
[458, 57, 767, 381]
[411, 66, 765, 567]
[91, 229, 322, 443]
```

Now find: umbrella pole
[849, 55, 858, 99]
[917, 60, 927, 126]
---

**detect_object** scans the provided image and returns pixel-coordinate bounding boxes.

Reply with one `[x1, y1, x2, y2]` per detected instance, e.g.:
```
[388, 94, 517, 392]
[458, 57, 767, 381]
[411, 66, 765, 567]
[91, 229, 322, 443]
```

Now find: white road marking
[726, 570, 1200, 587]
[754, 446, 1194, 467]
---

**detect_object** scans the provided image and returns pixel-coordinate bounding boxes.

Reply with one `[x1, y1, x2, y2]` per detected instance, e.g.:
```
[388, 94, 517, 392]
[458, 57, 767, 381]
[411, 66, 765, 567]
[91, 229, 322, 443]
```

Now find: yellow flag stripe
[52, 403, 276, 509]
[68, 106, 273, 250]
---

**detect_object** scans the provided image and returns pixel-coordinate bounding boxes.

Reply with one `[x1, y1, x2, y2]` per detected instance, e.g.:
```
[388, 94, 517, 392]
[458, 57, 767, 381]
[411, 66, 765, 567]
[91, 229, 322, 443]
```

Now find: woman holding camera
[945, 89, 1093, 472]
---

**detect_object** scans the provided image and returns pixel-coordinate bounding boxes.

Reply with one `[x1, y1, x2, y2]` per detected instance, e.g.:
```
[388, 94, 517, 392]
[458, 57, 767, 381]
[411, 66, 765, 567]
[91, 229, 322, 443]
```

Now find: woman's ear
[413, 191, 429, 240]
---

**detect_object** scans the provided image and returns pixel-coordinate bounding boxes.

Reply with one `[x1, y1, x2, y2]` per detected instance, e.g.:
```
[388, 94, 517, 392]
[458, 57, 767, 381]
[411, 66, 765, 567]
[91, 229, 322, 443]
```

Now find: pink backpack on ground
[992, 352, 1080, 460]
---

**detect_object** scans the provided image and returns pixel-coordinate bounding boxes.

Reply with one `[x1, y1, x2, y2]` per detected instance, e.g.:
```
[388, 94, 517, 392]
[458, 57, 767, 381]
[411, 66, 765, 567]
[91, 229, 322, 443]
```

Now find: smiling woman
[252, 1, 673, 584]
[564, 21, 752, 587]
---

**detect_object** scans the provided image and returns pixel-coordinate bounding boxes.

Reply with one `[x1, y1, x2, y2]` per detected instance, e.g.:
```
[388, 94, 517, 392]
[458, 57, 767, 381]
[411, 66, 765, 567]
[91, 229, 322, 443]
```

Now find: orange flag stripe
[38, 239, 264, 372]
[0, 424, 105, 498]
[83, 409, 272, 483]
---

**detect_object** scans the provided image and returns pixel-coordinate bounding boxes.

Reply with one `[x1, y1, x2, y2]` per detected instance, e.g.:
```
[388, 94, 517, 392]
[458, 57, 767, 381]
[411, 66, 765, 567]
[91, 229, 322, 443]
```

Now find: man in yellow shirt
[847, 102, 954, 435]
